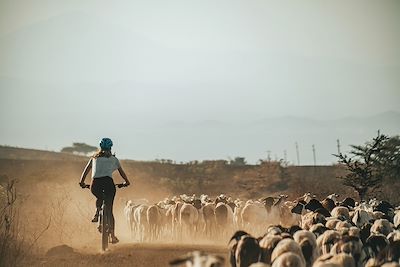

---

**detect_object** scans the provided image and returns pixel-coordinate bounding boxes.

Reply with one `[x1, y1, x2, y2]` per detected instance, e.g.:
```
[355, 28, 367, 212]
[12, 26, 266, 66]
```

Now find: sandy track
[25, 243, 229, 267]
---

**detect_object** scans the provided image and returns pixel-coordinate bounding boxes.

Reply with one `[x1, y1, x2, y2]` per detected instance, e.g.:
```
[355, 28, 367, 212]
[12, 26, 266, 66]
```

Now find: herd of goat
[123, 193, 400, 267]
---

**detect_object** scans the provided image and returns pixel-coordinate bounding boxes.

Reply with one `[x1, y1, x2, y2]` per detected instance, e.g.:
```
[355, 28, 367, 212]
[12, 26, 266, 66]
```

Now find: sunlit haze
[1, 0, 399, 164]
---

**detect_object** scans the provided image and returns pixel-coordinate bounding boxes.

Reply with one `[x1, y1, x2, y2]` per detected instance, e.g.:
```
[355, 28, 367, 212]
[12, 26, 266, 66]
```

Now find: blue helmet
[99, 138, 113, 150]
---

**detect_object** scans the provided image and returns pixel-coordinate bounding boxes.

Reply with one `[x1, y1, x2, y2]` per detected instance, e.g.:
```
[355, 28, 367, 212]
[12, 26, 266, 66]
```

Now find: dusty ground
[23, 243, 229, 267]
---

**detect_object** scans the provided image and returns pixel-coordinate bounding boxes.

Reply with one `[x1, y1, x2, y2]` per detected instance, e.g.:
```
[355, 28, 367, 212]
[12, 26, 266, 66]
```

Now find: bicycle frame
[83, 183, 127, 251]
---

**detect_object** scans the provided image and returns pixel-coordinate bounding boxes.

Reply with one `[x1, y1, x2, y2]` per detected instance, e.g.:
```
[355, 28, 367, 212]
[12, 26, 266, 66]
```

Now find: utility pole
[283, 150, 287, 165]
[267, 150, 271, 162]
[337, 139, 341, 155]
[312, 144, 316, 166]
[295, 142, 300, 165]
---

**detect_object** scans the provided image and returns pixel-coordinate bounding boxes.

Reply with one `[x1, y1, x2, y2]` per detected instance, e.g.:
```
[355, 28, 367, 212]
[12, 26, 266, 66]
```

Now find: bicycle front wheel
[100, 208, 108, 251]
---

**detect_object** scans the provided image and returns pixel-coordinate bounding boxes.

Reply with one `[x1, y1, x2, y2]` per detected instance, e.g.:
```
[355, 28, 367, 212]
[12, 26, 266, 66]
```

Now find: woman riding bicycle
[79, 137, 130, 244]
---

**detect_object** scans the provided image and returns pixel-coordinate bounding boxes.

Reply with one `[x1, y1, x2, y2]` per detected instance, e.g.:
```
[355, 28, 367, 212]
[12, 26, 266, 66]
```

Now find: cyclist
[79, 137, 130, 244]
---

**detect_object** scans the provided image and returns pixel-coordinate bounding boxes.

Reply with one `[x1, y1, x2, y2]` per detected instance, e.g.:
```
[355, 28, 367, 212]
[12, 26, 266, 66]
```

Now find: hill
[2, 145, 398, 203]
[0, 145, 87, 161]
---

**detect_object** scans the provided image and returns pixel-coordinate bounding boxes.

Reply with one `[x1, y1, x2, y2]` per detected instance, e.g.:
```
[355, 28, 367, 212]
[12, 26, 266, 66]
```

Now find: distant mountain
[162, 111, 400, 132]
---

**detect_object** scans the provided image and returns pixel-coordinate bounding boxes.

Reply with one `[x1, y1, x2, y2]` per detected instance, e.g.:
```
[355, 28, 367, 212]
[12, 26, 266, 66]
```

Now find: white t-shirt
[91, 156, 121, 179]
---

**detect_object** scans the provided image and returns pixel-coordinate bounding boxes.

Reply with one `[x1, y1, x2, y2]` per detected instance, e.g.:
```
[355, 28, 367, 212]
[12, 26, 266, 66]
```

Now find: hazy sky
[0, 1, 399, 163]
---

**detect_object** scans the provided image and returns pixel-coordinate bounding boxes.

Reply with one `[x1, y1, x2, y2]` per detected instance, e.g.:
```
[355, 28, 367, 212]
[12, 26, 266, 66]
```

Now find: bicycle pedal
[110, 237, 119, 244]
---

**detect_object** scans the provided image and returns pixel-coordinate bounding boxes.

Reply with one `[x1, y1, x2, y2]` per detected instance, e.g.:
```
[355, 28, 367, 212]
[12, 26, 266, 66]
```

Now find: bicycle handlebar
[116, 183, 128, 188]
[80, 183, 129, 189]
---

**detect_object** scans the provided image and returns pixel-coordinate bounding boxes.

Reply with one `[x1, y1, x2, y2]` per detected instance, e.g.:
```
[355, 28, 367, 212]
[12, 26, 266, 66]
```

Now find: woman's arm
[79, 158, 93, 186]
[118, 167, 130, 185]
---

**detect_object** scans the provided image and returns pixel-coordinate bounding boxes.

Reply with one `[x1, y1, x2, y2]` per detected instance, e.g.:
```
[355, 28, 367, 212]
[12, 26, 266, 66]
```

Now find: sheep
[331, 206, 350, 221]
[330, 235, 363, 266]
[201, 203, 216, 237]
[374, 240, 400, 264]
[381, 263, 400, 267]
[270, 238, 305, 266]
[325, 218, 341, 230]
[271, 252, 305, 267]
[259, 235, 282, 264]
[300, 192, 315, 203]
[124, 200, 137, 238]
[370, 219, 393, 236]
[302, 212, 326, 230]
[348, 226, 360, 237]
[309, 223, 328, 238]
[363, 234, 389, 261]
[293, 230, 319, 267]
[387, 230, 400, 243]
[313, 253, 356, 267]
[169, 251, 224, 267]
[215, 202, 234, 236]
[374, 201, 394, 215]
[229, 230, 249, 267]
[235, 235, 261, 267]
[394, 211, 400, 229]
[352, 209, 373, 228]
[280, 202, 302, 228]
[364, 258, 400, 267]
[179, 203, 199, 238]
[340, 197, 356, 209]
[305, 199, 325, 212]
[291, 201, 306, 215]
[317, 230, 340, 255]
[321, 198, 336, 212]
[147, 204, 163, 241]
[234, 200, 245, 229]
[326, 193, 340, 204]
[249, 263, 270, 267]
[335, 220, 353, 231]
[133, 204, 148, 242]
[360, 223, 373, 244]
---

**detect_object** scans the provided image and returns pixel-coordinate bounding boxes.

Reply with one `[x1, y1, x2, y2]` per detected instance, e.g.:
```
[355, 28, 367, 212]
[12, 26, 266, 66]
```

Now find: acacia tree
[374, 135, 400, 181]
[229, 157, 247, 166]
[334, 132, 389, 201]
[61, 142, 97, 155]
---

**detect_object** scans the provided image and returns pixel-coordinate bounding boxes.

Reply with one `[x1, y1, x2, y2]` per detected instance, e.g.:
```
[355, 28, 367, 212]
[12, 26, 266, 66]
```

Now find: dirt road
[25, 243, 229, 267]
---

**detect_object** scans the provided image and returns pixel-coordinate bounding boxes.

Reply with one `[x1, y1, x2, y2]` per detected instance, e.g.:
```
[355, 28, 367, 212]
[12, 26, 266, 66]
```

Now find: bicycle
[82, 183, 128, 251]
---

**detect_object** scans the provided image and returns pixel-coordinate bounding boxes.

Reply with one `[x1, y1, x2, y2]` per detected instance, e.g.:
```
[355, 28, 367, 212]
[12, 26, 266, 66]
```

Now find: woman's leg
[91, 178, 104, 220]
[103, 178, 117, 237]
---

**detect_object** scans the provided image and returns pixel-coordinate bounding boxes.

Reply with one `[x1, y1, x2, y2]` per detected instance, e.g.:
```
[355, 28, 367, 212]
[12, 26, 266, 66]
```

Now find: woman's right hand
[79, 182, 89, 188]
